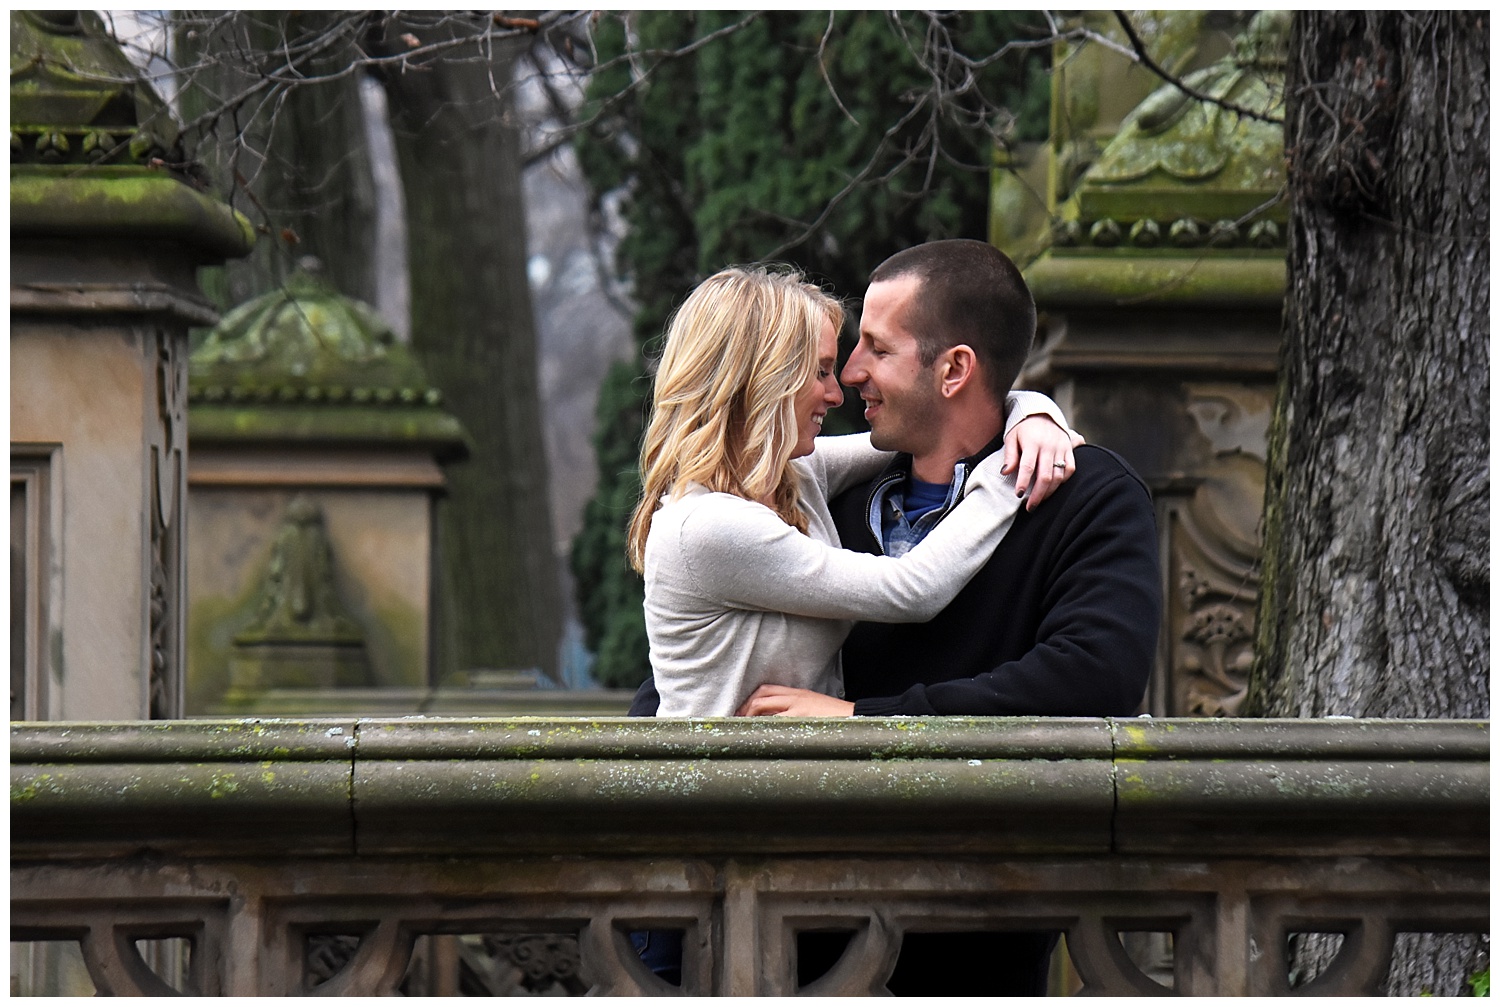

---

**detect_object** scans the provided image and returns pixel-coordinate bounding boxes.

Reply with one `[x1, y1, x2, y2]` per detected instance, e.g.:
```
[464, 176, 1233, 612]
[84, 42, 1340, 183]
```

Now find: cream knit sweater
[643, 392, 1066, 717]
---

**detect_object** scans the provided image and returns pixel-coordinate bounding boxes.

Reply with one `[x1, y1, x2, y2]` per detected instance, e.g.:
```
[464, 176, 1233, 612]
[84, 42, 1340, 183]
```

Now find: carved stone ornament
[228, 496, 373, 694]
[306, 931, 585, 996]
[9, 11, 183, 170]
[1059, 11, 1290, 250]
[153, 331, 186, 530]
[1166, 387, 1271, 717]
[148, 328, 187, 719]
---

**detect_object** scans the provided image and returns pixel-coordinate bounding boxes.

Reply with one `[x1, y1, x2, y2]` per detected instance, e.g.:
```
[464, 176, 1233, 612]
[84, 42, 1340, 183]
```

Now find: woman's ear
[936, 344, 979, 398]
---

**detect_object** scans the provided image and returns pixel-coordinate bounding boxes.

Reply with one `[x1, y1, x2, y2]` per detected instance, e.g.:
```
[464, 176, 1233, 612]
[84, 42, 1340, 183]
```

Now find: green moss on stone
[10, 172, 255, 257]
[1025, 254, 1284, 307]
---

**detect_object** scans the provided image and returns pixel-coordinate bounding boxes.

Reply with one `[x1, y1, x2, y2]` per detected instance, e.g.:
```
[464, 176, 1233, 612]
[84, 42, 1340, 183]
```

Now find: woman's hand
[1002, 415, 1086, 511]
[735, 684, 855, 717]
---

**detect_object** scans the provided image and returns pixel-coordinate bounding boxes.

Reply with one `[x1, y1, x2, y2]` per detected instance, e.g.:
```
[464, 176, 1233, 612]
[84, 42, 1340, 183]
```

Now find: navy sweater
[834, 442, 1160, 717]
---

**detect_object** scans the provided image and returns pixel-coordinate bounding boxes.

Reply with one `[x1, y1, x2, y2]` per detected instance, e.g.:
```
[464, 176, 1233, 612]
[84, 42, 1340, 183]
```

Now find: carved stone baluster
[793, 915, 901, 996]
[1209, 893, 1252, 995]
[217, 903, 258, 996]
[77, 923, 200, 996]
[77, 926, 167, 996]
[1065, 917, 1177, 995]
[681, 918, 715, 995]
[1249, 914, 1396, 996]
[719, 861, 769, 995]
[1304, 920, 1394, 996]
[306, 920, 412, 996]
[1171, 908, 1218, 997]
[577, 919, 658, 996]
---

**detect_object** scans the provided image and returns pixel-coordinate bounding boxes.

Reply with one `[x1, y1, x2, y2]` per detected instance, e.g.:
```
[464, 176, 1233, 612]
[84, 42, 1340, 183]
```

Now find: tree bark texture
[376, 16, 563, 680]
[1252, 11, 1488, 718]
[1250, 12, 1488, 995]
[176, 12, 378, 306]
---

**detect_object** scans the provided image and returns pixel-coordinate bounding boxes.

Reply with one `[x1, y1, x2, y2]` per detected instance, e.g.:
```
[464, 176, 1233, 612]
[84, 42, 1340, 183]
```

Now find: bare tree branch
[760, 97, 933, 261]
[517, 12, 765, 165]
[92, 10, 1287, 282]
[815, 14, 861, 127]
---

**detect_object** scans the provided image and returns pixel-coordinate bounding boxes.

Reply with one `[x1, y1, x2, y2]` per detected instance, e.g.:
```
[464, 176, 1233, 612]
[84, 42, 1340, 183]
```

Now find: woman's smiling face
[791, 318, 843, 458]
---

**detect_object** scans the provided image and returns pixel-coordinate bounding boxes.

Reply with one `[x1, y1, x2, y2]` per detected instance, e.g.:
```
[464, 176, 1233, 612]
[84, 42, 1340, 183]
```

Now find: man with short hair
[734, 239, 1161, 994]
[737, 238, 1159, 722]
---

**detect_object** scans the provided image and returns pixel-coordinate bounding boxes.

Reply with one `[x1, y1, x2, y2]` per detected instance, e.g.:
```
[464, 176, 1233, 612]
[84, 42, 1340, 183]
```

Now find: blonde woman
[628, 266, 1079, 718]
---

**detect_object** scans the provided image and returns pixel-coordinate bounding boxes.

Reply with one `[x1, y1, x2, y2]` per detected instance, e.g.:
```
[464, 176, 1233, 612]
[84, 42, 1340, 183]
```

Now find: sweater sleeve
[850, 462, 1160, 717]
[1004, 390, 1074, 438]
[677, 454, 1021, 623]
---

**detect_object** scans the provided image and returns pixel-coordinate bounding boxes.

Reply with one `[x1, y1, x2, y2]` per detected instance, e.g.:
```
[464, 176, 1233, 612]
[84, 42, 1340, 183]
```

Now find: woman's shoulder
[650, 486, 787, 573]
[654, 484, 770, 534]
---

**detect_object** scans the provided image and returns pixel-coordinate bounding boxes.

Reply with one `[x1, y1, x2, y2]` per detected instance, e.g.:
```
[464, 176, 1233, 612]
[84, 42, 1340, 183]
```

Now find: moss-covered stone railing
[10, 717, 1488, 995]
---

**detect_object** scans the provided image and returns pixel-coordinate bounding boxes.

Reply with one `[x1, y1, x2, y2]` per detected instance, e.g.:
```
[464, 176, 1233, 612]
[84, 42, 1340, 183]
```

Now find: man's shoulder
[1070, 443, 1151, 498]
[1025, 444, 1156, 546]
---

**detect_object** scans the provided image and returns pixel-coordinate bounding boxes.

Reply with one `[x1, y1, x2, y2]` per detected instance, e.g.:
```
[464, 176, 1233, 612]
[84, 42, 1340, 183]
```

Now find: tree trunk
[174, 12, 378, 305]
[376, 15, 562, 680]
[1250, 11, 1488, 995]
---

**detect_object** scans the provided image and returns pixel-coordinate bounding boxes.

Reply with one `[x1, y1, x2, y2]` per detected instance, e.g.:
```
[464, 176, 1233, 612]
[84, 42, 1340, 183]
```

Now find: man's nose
[840, 346, 867, 385]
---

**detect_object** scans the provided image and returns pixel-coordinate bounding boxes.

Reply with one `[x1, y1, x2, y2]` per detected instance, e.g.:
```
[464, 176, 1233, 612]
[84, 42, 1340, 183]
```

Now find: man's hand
[1002, 414, 1086, 511]
[735, 684, 856, 717]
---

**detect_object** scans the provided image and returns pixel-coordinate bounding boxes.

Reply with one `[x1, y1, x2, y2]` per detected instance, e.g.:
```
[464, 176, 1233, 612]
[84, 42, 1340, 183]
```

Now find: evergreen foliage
[573, 11, 1050, 687]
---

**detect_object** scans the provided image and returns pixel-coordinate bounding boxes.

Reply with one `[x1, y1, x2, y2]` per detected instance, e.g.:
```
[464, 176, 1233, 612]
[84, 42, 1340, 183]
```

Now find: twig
[816, 14, 860, 126]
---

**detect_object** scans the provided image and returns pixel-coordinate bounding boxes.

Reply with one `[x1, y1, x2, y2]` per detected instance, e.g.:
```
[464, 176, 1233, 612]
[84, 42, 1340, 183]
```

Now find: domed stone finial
[10, 10, 254, 259]
[188, 271, 468, 458]
[1022, 13, 1287, 308]
[193, 270, 432, 401]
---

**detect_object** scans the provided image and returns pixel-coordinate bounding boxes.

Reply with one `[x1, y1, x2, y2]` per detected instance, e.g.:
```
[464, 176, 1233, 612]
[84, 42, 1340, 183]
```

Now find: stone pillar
[9, 11, 254, 720]
[1001, 12, 1289, 716]
[186, 269, 468, 715]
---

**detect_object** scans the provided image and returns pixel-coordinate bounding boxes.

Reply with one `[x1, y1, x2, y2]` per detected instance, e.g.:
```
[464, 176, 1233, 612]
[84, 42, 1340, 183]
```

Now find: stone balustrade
[10, 717, 1488, 995]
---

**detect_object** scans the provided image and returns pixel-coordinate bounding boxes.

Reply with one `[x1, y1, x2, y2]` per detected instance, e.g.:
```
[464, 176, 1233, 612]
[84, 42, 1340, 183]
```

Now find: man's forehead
[860, 275, 922, 330]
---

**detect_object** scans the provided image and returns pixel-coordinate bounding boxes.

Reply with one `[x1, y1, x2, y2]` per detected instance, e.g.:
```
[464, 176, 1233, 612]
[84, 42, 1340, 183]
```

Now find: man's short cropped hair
[868, 239, 1037, 404]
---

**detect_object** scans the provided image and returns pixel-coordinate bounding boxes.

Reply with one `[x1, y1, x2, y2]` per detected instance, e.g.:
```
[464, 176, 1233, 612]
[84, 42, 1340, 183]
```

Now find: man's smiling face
[841, 274, 943, 457]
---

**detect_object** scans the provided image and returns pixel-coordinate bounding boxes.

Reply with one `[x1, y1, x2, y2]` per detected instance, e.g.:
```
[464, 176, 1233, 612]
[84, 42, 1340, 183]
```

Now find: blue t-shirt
[901, 477, 950, 522]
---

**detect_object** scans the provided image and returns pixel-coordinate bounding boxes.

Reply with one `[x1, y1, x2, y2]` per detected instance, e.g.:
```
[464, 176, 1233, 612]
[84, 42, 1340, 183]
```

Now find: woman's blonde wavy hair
[627, 266, 844, 573]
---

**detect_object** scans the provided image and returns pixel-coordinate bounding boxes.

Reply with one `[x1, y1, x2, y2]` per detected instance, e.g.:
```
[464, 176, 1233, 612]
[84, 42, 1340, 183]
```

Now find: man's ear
[936, 344, 979, 399]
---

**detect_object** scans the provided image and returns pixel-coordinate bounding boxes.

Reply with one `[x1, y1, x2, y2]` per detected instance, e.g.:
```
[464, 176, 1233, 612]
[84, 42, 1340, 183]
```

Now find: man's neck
[909, 401, 1005, 484]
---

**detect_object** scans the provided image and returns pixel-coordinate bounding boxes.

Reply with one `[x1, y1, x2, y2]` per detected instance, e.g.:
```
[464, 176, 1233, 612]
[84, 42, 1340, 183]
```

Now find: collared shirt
[870, 461, 972, 557]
